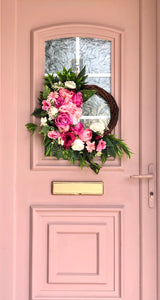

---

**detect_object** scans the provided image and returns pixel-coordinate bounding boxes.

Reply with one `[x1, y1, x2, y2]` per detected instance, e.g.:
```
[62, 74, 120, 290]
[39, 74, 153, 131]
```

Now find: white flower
[71, 139, 84, 151]
[48, 107, 59, 120]
[64, 81, 76, 89]
[40, 117, 47, 126]
[52, 82, 64, 90]
[96, 151, 102, 156]
[58, 137, 64, 146]
[90, 122, 105, 135]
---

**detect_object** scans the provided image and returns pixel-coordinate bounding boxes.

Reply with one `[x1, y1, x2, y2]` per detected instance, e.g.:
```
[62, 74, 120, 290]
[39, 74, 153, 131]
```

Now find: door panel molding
[31, 24, 123, 170]
[31, 205, 122, 300]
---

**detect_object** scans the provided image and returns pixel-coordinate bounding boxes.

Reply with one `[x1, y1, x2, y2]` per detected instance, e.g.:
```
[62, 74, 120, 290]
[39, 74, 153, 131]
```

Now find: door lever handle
[130, 164, 155, 208]
[130, 174, 153, 179]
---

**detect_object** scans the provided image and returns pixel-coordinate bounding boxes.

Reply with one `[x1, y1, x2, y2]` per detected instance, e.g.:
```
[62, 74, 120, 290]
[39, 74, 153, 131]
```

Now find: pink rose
[48, 130, 60, 139]
[86, 141, 95, 153]
[54, 96, 65, 108]
[62, 132, 76, 149]
[72, 92, 83, 107]
[70, 122, 84, 135]
[58, 125, 70, 133]
[79, 128, 92, 142]
[55, 113, 73, 129]
[42, 100, 51, 111]
[96, 139, 106, 151]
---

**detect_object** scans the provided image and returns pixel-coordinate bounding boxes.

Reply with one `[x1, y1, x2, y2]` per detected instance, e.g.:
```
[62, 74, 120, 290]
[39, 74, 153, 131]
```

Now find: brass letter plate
[52, 181, 103, 195]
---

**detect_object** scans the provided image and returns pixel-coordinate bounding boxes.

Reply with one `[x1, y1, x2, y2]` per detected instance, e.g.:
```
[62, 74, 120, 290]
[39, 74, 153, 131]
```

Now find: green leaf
[25, 123, 38, 134]
[80, 89, 96, 102]
[44, 73, 59, 88]
[106, 135, 133, 158]
[105, 138, 116, 158]
[55, 148, 63, 159]
[49, 143, 54, 157]
[43, 85, 51, 99]
[39, 125, 50, 135]
[45, 144, 51, 156]
[31, 108, 43, 117]
[101, 153, 108, 164]
[38, 91, 44, 104]
[76, 66, 86, 80]
[89, 161, 102, 174]
[43, 136, 51, 147]
[57, 67, 76, 83]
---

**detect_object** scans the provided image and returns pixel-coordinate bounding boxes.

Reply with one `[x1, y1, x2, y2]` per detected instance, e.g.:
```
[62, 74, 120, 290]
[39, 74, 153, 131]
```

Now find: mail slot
[52, 181, 103, 195]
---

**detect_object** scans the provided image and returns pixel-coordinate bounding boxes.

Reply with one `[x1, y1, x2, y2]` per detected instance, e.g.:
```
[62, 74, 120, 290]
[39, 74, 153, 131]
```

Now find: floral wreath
[26, 67, 132, 174]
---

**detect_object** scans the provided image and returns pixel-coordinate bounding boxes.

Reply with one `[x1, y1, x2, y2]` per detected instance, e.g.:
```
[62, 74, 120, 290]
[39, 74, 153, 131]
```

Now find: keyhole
[150, 191, 154, 198]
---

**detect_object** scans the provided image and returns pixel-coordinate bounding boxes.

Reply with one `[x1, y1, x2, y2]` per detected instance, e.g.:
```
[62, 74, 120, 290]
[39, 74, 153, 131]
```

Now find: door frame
[157, 0, 160, 298]
[0, 0, 159, 299]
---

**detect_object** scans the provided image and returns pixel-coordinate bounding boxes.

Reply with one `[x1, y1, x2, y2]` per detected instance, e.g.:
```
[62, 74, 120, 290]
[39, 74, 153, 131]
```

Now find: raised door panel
[31, 207, 121, 299]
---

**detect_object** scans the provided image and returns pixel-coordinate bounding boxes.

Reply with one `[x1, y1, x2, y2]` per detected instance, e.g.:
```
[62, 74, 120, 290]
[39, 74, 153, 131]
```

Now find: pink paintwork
[0, 1, 158, 300]
[32, 207, 120, 297]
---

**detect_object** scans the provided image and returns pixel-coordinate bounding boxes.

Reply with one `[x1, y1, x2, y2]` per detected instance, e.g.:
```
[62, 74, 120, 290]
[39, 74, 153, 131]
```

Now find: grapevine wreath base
[26, 67, 131, 174]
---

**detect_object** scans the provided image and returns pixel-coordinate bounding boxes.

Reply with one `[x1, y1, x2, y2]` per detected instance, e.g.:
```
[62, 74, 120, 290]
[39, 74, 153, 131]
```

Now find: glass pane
[80, 38, 111, 73]
[45, 37, 111, 132]
[87, 77, 111, 93]
[81, 94, 111, 129]
[45, 38, 76, 74]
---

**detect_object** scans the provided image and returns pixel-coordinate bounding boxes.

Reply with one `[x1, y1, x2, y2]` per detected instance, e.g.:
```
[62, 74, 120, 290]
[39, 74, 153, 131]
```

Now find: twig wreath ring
[26, 67, 132, 174]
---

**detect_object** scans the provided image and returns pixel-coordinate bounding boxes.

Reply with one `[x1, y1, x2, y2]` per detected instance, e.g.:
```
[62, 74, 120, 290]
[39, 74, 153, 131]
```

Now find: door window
[45, 37, 111, 129]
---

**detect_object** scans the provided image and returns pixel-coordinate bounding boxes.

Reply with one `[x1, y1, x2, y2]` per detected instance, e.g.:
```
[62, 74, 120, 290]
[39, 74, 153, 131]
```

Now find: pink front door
[0, 0, 158, 300]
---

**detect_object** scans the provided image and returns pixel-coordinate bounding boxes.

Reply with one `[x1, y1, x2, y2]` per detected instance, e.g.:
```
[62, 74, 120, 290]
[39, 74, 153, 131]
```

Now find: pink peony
[59, 102, 76, 114]
[86, 141, 95, 153]
[72, 92, 83, 107]
[42, 100, 51, 111]
[48, 130, 60, 139]
[61, 132, 76, 149]
[96, 139, 106, 151]
[65, 91, 75, 103]
[55, 113, 73, 129]
[70, 122, 84, 135]
[59, 102, 82, 120]
[54, 96, 65, 108]
[59, 88, 73, 99]
[79, 128, 92, 142]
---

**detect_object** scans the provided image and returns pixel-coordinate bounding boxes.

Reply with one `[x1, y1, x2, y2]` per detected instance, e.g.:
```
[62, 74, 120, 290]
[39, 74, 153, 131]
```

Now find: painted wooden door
[0, 0, 157, 300]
